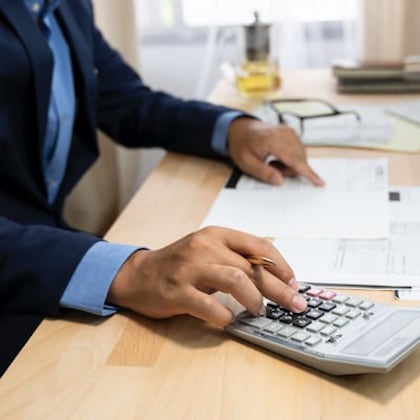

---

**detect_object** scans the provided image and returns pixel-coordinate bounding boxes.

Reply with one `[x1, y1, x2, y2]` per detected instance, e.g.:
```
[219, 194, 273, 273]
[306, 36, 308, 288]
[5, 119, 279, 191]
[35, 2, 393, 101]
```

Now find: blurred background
[138, 0, 360, 99]
[137, 0, 420, 99]
[65, 0, 420, 235]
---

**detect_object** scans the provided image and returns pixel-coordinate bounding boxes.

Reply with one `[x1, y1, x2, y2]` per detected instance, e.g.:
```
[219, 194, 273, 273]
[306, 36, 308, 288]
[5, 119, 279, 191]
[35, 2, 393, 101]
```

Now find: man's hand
[107, 227, 307, 327]
[227, 117, 325, 186]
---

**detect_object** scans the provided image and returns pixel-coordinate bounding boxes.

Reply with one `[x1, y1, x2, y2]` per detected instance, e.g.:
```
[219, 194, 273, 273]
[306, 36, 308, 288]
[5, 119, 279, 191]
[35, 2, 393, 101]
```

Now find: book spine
[333, 70, 404, 79]
[336, 82, 420, 93]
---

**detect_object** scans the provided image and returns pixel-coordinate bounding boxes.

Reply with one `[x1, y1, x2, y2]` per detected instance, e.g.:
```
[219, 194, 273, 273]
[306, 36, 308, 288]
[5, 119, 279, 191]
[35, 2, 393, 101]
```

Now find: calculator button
[306, 309, 324, 320]
[320, 326, 337, 336]
[266, 307, 285, 320]
[279, 313, 294, 324]
[319, 290, 336, 300]
[307, 298, 323, 308]
[333, 317, 349, 328]
[332, 295, 348, 304]
[277, 326, 298, 338]
[291, 331, 311, 343]
[306, 322, 325, 333]
[239, 316, 272, 329]
[306, 288, 323, 297]
[305, 335, 322, 346]
[346, 297, 363, 307]
[298, 284, 311, 294]
[292, 317, 312, 328]
[318, 302, 337, 312]
[332, 305, 350, 316]
[359, 301, 374, 310]
[264, 322, 285, 334]
[320, 313, 338, 324]
[346, 309, 361, 319]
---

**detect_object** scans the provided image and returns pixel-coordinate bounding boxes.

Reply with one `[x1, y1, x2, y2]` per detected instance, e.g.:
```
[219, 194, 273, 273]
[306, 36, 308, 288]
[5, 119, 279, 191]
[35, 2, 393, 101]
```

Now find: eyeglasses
[266, 98, 361, 135]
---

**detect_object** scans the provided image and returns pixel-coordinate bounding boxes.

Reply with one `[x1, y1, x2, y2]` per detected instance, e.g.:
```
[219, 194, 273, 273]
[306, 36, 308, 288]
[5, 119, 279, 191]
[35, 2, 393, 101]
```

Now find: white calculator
[225, 284, 420, 375]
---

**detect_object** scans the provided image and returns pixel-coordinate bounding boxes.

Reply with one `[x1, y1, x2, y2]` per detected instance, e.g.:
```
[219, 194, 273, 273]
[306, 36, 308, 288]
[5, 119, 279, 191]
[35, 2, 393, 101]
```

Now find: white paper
[387, 100, 420, 126]
[202, 158, 389, 239]
[395, 288, 420, 301]
[236, 158, 387, 192]
[299, 106, 393, 146]
[273, 187, 420, 288]
[274, 237, 420, 288]
[202, 189, 388, 239]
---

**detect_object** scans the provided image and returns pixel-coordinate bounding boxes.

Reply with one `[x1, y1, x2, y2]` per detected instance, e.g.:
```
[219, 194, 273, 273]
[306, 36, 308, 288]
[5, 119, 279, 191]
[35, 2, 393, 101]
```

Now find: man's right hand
[107, 226, 307, 327]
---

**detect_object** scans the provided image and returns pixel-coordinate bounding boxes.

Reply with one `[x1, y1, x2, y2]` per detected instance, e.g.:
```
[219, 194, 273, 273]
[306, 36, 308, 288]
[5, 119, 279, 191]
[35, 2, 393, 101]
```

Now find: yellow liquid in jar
[236, 61, 281, 98]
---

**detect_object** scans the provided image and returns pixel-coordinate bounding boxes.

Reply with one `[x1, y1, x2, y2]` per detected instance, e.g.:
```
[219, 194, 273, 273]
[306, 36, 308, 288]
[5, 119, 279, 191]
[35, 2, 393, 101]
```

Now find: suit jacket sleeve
[0, 216, 100, 316]
[92, 26, 236, 159]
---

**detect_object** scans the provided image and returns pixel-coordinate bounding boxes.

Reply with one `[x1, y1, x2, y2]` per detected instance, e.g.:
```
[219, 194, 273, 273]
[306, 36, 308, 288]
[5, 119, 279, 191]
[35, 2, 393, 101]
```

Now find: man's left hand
[227, 117, 325, 186]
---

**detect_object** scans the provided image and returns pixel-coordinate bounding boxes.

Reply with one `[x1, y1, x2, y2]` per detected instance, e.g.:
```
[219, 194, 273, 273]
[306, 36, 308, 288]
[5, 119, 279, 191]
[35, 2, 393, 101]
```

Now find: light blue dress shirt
[24, 0, 243, 315]
[211, 111, 244, 156]
[25, 0, 75, 205]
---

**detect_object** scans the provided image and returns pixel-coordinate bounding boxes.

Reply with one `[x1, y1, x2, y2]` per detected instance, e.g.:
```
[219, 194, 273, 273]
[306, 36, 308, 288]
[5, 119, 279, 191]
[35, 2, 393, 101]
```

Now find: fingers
[229, 119, 325, 187]
[190, 228, 306, 314]
[216, 228, 307, 312]
[185, 287, 236, 327]
[272, 127, 325, 186]
[195, 264, 264, 316]
[290, 160, 325, 187]
[218, 228, 295, 281]
[185, 262, 306, 326]
[256, 153, 324, 187]
[252, 267, 307, 313]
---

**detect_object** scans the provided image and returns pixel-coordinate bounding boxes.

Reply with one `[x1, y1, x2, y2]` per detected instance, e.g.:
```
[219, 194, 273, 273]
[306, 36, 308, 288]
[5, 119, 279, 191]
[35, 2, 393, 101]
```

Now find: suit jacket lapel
[0, 1, 53, 146]
[57, 2, 97, 132]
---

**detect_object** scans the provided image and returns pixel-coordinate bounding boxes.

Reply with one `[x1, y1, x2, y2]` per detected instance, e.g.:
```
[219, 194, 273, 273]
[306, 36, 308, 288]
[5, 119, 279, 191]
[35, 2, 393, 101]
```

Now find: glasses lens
[271, 100, 334, 117]
[281, 114, 302, 134]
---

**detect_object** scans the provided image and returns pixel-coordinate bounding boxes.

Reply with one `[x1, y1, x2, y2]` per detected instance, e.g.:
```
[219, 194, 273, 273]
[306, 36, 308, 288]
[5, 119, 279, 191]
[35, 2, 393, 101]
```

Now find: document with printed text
[273, 186, 420, 288]
[201, 158, 389, 239]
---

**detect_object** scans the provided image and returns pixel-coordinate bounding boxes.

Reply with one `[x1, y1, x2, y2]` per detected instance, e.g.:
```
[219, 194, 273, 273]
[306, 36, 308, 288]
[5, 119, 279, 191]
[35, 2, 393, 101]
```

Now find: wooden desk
[1, 69, 420, 419]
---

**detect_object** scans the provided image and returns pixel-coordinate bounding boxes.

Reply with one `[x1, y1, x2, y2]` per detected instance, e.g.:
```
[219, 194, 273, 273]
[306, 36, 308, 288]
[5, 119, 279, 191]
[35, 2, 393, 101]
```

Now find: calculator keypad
[238, 284, 375, 348]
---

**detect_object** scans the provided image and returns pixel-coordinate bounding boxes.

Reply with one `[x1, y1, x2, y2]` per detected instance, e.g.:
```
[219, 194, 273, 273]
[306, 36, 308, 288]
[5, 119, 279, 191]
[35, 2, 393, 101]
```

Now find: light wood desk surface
[1, 69, 420, 419]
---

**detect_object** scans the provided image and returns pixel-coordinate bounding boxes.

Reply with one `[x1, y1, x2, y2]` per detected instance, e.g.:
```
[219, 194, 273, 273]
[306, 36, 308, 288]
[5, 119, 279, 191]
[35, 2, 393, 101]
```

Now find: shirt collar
[24, 0, 61, 20]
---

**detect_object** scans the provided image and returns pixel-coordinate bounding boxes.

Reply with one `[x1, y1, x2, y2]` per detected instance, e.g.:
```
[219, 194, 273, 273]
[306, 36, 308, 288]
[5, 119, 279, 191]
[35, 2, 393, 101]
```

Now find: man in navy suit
[0, 0, 323, 374]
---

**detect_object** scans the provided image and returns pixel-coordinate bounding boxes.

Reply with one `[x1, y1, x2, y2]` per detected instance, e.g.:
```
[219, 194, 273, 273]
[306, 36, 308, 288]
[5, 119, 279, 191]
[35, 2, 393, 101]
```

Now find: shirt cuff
[60, 241, 143, 316]
[211, 111, 247, 157]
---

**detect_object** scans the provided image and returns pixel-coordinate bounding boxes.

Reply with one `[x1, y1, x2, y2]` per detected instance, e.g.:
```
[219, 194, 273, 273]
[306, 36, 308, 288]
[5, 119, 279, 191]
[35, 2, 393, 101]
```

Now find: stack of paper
[201, 158, 420, 293]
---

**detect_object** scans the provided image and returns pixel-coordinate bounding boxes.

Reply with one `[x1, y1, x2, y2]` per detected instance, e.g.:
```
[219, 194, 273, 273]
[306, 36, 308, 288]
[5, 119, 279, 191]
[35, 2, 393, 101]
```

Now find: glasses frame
[267, 98, 361, 134]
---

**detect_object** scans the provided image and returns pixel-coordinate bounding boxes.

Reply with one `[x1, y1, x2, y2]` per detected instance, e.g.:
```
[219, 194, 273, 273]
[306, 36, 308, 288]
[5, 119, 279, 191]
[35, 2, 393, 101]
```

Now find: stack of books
[332, 56, 420, 93]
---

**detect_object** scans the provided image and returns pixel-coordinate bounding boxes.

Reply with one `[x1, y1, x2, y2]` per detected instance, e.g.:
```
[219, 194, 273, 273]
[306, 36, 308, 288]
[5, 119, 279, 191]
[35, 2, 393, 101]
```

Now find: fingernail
[269, 172, 282, 185]
[288, 277, 299, 291]
[316, 176, 326, 187]
[258, 304, 266, 316]
[254, 303, 266, 317]
[292, 294, 307, 313]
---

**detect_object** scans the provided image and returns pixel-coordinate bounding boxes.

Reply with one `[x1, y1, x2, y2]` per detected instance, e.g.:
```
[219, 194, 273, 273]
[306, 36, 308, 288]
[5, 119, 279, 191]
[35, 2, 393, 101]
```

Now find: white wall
[139, 43, 216, 99]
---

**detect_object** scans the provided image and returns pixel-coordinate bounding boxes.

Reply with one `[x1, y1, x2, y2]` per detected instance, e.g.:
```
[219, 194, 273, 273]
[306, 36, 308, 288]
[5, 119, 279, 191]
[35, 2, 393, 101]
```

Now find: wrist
[227, 116, 256, 154]
[107, 249, 148, 308]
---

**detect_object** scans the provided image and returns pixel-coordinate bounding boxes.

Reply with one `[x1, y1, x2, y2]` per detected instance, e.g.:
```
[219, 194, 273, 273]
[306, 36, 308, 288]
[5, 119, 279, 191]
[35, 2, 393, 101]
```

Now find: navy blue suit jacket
[0, 0, 232, 374]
